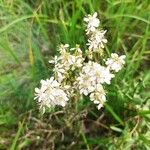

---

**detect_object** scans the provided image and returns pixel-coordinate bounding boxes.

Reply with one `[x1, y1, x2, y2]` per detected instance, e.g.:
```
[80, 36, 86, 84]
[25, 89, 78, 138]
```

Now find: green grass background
[0, 0, 150, 149]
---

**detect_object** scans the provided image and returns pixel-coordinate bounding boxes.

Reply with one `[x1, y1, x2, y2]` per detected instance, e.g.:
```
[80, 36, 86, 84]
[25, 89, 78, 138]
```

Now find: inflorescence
[35, 12, 126, 113]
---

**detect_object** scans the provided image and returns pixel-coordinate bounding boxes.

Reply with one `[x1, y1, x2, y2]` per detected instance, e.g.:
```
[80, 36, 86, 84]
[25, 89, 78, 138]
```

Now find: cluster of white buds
[35, 12, 126, 113]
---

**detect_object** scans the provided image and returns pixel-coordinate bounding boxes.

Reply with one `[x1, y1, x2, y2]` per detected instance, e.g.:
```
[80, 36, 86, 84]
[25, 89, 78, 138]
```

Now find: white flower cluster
[50, 44, 84, 83]
[76, 61, 114, 109]
[106, 53, 126, 72]
[34, 77, 69, 113]
[84, 12, 107, 52]
[84, 12, 100, 34]
[35, 12, 126, 113]
[77, 61, 114, 95]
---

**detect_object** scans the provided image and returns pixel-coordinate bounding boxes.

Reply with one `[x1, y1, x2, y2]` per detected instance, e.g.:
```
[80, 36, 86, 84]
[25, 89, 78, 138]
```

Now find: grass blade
[105, 103, 124, 125]
[10, 120, 24, 150]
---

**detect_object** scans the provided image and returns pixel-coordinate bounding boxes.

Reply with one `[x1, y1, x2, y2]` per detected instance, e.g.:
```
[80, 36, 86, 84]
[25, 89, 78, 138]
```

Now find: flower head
[93, 63, 114, 84]
[34, 77, 69, 113]
[106, 53, 126, 72]
[51, 45, 84, 83]
[90, 84, 106, 110]
[59, 44, 69, 52]
[76, 73, 95, 96]
[87, 30, 107, 51]
[76, 61, 114, 97]
[84, 12, 100, 34]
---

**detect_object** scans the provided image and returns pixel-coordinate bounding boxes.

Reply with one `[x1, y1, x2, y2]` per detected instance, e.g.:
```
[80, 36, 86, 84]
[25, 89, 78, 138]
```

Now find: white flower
[76, 73, 95, 95]
[90, 84, 106, 110]
[34, 77, 69, 113]
[92, 62, 114, 84]
[49, 56, 60, 64]
[87, 30, 107, 51]
[58, 49, 75, 72]
[59, 47, 83, 69]
[84, 12, 100, 34]
[76, 61, 114, 96]
[35, 12, 126, 113]
[59, 44, 69, 52]
[51, 45, 84, 83]
[74, 48, 84, 68]
[53, 64, 66, 83]
[106, 53, 126, 72]
[74, 56, 83, 68]
[83, 61, 114, 84]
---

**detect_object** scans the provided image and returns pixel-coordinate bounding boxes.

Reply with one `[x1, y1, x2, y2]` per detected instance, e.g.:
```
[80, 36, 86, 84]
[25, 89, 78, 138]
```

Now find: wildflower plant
[35, 12, 126, 113]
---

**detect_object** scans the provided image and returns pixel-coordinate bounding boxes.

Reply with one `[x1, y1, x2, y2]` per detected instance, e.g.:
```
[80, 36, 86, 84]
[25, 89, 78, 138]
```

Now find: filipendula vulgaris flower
[49, 44, 84, 83]
[90, 84, 106, 110]
[34, 77, 69, 113]
[106, 53, 126, 72]
[76, 61, 114, 105]
[35, 12, 126, 113]
[84, 12, 100, 34]
[87, 30, 107, 51]
[84, 12, 107, 54]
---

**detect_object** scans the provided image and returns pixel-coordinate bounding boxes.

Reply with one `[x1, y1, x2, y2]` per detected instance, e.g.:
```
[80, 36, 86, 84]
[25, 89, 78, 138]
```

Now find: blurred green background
[0, 0, 150, 149]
